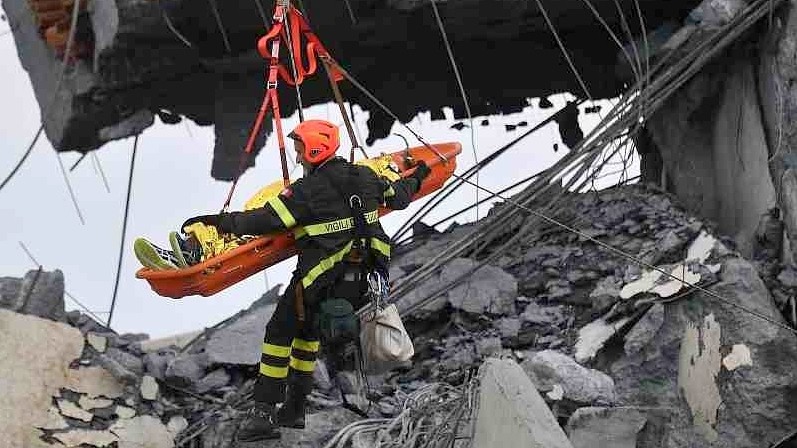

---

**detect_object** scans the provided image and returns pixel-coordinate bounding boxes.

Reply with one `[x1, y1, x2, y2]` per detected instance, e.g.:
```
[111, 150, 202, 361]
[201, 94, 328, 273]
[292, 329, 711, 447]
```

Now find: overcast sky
[0, 16, 637, 339]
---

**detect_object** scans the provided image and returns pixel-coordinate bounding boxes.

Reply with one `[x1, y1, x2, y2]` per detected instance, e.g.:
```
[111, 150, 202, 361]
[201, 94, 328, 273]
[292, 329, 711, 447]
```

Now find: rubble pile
[387, 183, 797, 447]
[2, 183, 797, 447]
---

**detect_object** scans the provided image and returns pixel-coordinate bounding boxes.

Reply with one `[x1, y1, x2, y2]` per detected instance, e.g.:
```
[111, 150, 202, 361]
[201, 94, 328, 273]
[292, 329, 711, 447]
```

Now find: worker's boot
[276, 386, 308, 429]
[236, 402, 280, 442]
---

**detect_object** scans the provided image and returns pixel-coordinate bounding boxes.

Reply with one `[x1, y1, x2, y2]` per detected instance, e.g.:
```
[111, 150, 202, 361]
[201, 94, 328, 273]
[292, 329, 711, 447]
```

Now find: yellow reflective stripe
[384, 186, 396, 198]
[371, 238, 391, 258]
[294, 227, 307, 239]
[289, 357, 316, 372]
[302, 241, 354, 288]
[292, 338, 320, 352]
[262, 343, 291, 358]
[260, 363, 289, 378]
[267, 196, 297, 228]
[301, 210, 379, 237]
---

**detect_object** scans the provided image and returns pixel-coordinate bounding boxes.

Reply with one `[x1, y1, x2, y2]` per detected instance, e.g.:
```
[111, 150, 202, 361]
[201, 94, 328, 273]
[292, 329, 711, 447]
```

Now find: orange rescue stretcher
[136, 142, 462, 299]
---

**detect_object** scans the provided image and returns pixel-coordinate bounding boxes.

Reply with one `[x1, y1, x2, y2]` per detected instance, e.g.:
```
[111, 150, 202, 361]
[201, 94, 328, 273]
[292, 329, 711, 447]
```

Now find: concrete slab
[472, 358, 574, 448]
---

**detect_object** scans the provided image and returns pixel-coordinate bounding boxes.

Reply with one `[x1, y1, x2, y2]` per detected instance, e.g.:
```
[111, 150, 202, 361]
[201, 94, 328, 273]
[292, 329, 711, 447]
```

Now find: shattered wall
[644, 54, 777, 257]
[1, 0, 700, 179]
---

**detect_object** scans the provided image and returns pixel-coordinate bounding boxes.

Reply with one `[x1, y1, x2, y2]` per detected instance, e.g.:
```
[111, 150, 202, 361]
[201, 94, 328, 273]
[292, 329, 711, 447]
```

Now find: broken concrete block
[522, 350, 616, 405]
[140, 375, 159, 401]
[195, 368, 231, 394]
[65, 366, 124, 399]
[566, 407, 647, 448]
[167, 415, 189, 435]
[0, 309, 83, 447]
[624, 304, 665, 355]
[574, 315, 633, 363]
[40, 406, 69, 430]
[205, 303, 277, 365]
[678, 313, 722, 442]
[109, 415, 174, 448]
[17, 269, 66, 321]
[115, 405, 136, 419]
[87, 332, 109, 353]
[57, 399, 94, 422]
[472, 358, 573, 448]
[722, 344, 752, 371]
[78, 396, 114, 411]
[52, 428, 119, 447]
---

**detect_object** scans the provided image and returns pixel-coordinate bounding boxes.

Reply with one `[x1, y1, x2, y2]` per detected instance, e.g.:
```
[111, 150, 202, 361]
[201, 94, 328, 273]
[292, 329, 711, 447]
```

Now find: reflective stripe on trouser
[254, 276, 321, 404]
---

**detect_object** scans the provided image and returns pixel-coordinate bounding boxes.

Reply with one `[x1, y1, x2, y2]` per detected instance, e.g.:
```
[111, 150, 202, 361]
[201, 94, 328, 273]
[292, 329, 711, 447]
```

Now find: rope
[282, 7, 305, 121]
[429, 0, 481, 219]
[107, 134, 139, 328]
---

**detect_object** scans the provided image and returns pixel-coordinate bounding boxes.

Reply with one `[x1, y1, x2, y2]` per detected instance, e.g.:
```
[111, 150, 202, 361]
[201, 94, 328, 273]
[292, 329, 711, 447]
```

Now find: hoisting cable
[106, 134, 139, 328]
[429, 0, 481, 218]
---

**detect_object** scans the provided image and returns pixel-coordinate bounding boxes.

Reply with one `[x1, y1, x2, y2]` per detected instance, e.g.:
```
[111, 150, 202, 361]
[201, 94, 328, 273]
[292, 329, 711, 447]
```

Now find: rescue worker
[180, 119, 430, 441]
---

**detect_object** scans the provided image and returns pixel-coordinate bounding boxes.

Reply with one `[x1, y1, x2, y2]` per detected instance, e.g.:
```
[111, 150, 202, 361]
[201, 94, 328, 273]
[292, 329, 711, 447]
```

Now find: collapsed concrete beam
[2, 0, 701, 180]
[472, 357, 574, 448]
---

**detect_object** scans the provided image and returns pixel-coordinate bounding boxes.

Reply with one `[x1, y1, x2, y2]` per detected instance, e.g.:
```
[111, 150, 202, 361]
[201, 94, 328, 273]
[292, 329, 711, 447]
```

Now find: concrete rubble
[4, 178, 797, 447]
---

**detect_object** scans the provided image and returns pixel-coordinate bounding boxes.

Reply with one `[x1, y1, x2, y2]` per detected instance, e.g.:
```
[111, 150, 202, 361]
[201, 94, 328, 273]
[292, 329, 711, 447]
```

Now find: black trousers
[253, 271, 368, 404]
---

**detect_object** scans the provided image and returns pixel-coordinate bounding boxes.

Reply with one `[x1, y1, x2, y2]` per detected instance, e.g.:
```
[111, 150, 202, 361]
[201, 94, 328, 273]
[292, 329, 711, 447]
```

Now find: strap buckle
[349, 194, 363, 209]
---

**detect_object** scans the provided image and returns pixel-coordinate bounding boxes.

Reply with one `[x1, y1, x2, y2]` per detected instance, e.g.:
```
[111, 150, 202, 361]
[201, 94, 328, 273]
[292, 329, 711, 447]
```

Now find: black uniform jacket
[215, 157, 421, 296]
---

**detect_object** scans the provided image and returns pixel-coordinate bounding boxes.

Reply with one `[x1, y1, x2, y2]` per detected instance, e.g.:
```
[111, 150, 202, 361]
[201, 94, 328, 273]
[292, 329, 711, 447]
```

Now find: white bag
[360, 303, 415, 374]
[360, 304, 415, 364]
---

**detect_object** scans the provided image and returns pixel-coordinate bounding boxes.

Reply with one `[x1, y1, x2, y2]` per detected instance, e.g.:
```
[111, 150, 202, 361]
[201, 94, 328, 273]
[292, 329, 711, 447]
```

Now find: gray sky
[0, 17, 635, 338]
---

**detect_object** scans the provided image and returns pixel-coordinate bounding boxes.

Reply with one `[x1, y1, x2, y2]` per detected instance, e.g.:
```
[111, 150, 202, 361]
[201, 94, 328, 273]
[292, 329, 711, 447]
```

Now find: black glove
[182, 214, 222, 231]
[410, 161, 431, 182]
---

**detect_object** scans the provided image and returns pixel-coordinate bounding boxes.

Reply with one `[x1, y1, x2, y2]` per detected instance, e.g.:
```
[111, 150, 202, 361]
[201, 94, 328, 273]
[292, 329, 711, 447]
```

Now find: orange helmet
[288, 119, 340, 165]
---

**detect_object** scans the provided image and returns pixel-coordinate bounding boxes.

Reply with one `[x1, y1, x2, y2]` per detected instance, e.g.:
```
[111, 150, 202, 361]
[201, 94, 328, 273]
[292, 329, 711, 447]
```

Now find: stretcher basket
[136, 142, 462, 299]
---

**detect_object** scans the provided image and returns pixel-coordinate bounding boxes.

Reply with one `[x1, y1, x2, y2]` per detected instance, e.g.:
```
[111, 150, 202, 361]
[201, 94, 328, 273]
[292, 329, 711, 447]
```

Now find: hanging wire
[91, 152, 111, 193]
[0, 0, 86, 225]
[533, 0, 594, 100]
[429, 0, 481, 219]
[18, 241, 109, 325]
[107, 134, 139, 328]
[328, 0, 795, 337]
[0, 126, 42, 193]
[206, 0, 232, 53]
